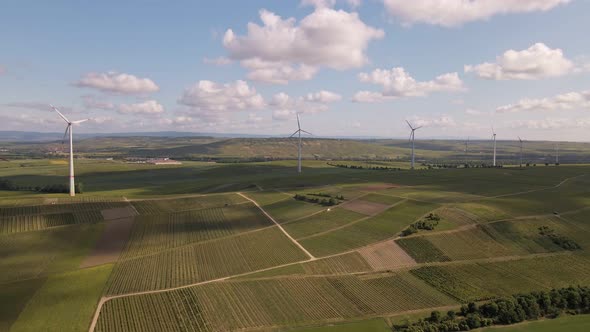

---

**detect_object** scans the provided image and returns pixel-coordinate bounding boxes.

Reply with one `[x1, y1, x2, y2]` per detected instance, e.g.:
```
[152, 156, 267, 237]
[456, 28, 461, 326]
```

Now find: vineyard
[262, 198, 328, 223]
[105, 226, 309, 295]
[411, 253, 590, 302]
[120, 203, 274, 259]
[283, 208, 366, 239]
[131, 193, 247, 215]
[300, 200, 438, 257]
[396, 237, 451, 263]
[0, 213, 75, 234]
[96, 272, 456, 331]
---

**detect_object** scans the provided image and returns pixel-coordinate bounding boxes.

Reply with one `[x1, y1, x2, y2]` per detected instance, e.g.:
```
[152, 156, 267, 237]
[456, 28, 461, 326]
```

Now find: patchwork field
[1, 160, 589, 332]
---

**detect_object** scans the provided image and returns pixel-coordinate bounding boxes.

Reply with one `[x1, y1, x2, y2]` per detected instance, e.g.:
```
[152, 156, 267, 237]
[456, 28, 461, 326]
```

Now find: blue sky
[1, 0, 589, 141]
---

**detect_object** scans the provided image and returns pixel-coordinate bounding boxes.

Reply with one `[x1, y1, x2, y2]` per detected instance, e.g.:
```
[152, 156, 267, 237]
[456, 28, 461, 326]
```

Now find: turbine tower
[290, 113, 311, 173]
[406, 120, 422, 170]
[518, 136, 524, 167]
[492, 127, 497, 167]
[50, 105, 89, 196]
[555, 142, 560, 165]
[464, 136, 469, 153]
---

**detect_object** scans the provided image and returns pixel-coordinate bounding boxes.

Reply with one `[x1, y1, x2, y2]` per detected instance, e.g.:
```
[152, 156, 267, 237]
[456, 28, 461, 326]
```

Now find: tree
[430, 310, 442, 323]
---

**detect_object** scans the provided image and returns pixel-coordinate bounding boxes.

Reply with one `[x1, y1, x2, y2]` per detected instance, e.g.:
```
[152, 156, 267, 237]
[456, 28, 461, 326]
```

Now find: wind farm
[2, 1, 590, 332]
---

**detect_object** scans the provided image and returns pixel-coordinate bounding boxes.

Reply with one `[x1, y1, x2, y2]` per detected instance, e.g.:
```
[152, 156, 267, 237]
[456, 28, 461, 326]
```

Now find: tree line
[394, 285, 590, 331]
[0, 178, 83, 194]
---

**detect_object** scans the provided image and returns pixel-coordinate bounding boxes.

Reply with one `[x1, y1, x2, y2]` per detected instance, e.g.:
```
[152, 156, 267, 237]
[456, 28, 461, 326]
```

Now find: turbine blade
[300, 130, 313, 136]
[62, 125, 70, 144]
[414, 126, 423, 130]
[71, 119, 89, 124]
[50, 105, 70, 123]
[405, 120, 413, 129]
[289, 130, 300, 138]
[296, 113, 301, 130]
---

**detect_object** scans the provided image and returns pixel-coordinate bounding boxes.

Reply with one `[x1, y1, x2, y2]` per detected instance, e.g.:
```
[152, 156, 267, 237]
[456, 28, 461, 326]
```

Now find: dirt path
[238, 192, 316, 260]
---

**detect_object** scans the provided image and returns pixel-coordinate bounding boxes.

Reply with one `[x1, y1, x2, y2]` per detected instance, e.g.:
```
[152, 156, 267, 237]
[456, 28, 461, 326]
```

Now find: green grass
[346, 193, 403, 206]
[0, 278, 46, 332]
[288, 318, 390, 332]
[300, 200, 438, 257]
[480, 314, 590, 332]
[284, 208, 366, 239]
[0, 223, 104, 283]
[9, 264, 113, 332]
[245, 190, 291, 206]
[131, 193, 247, 215]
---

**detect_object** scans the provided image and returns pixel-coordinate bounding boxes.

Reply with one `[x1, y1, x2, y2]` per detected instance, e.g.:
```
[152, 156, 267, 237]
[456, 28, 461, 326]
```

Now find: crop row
[120, 204, 272, 259]
[97, 272, 456, 331]
[105, 226, 308, 295]
[0, 201, 128, 218]
[411, 253, 590, 302]
[131, 194, 246, 215]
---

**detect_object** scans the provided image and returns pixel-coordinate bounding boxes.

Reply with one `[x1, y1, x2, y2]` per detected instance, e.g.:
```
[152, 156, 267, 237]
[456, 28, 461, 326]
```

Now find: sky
[1, 0, 590, 141]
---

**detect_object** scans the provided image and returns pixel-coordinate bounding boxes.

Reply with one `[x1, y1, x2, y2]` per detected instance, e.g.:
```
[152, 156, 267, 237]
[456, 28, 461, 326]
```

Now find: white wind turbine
[555, 142, 560, 165]
[50, 105, 89, 196]
[492, 127, 497, 167]
[290, 113, 312, 173]
[464, 136, 470, 153]
[406, 120, 422, 170]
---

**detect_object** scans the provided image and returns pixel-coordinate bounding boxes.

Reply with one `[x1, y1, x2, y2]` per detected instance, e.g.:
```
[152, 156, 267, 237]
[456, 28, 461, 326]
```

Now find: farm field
[288, 318, 391, 332]
[1, 159, 589, 332]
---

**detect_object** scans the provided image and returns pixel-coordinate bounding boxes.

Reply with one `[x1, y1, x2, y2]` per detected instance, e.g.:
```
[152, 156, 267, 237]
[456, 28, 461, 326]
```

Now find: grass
[0, 278, 46, 332]
[287, 318, 391, 332]
[480, 314, 590, 332]
[106, 226, 309, 295]
[9, 264, 113, 332]
[0, 223, 104, 283]
[346, 193, 403, 206]
[131, 193, 247, 215]
[263, 198, 328, 223]
[300, 200, 438, 257]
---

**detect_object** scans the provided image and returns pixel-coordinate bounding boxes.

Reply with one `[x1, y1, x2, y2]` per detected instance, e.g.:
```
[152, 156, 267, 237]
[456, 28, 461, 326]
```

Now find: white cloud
[272, 109, 295, 121]
[511, 117, 590, 129]
[75, 71, 159, 94]
[223, 7, 383, 83]
[178, 80, 265, 114]
[118, 100, 165, 115]
[465, 43, 574, 80]
[203, 56, 233, 66]
[496, 90, 590, 113]
[353, 67, 464, 102]
[301, 0, 362, 9]
[304, 90, 342, 103]
[241, 59, 318, 84]
[465, 108, 488, 116]
[82, 96, 115, 110]
[382, 0, 571, 27]
[407, 115, 457, 128]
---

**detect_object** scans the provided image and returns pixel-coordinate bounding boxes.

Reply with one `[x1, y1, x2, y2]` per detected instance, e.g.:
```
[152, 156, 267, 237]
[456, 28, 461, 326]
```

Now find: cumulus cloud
[465, 43, 574, 80]
[118, 100, 165, 115]
[269, 90, 341, 121]
[353, 67, 464, 102]
[303, 90, 342, 103]
[178, 80, 265, 114]
[496, 90, 590, 113]
[511, 117, 590, 129]
[75, 71, 159, 94]
[407, 115, 457, 128]
[301, 0, 362, 8]
[223, 8, 383, 83]
[203, 56, 233, 66]
[382, 0, 571, 27]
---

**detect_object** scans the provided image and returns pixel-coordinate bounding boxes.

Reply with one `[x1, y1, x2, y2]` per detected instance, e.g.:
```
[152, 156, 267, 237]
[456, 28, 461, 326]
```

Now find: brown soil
[101, 206, 138, 221]
[79, 218, 135, 268]
[341, 200, 390, 215]
[358, 240, 417, 271]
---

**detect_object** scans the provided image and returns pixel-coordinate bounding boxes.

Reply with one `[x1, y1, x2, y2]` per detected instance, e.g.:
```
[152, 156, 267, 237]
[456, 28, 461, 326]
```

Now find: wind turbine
[464, 136, 470, 153]
[290, 113, 312, 173]
[491, 127, 497, 167]
[406, 120, 422, 170]
[555, 142, 560, 165]
[50, 105, 89, 196]
[518, 136, 524, 167]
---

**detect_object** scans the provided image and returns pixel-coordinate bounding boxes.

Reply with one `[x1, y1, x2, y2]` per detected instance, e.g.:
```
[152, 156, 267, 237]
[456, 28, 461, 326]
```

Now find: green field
[1, 157, 590, 332]
[480, 315, 590, 332]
